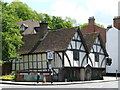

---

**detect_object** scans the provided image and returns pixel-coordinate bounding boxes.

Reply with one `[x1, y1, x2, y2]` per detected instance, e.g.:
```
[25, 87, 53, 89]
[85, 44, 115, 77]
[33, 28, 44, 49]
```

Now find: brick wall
[113, 16, 120, 30]
[81, 17, 106, 46]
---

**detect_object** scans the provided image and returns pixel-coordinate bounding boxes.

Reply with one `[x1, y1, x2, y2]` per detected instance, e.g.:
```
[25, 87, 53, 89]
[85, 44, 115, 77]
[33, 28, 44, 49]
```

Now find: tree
[1, 1, 23, 61]
[38, 13, 75, 30]
[8, 1, 39, 20]
[80, 23, 88, 29]
[8, 1, 75, 29]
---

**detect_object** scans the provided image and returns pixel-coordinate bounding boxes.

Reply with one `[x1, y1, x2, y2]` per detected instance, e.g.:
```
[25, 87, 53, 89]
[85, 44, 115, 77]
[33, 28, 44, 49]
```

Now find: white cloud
[49, 0, 120, 27]
[3, 0, 120, 27]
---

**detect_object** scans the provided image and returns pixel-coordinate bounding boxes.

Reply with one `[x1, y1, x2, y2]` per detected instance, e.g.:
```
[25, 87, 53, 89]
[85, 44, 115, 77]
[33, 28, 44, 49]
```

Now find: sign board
[24, 75, 44, 80]
[47, 51, 54, 60]
[24, 75, 37, 80]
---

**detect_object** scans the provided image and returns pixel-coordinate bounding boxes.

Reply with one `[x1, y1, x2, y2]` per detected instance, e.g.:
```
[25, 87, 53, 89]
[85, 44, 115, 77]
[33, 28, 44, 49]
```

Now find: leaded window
[73, 50, 79, 61]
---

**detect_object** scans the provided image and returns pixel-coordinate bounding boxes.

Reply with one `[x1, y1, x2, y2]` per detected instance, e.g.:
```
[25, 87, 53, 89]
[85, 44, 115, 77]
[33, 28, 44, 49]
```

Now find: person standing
[37, 73, 40, 84]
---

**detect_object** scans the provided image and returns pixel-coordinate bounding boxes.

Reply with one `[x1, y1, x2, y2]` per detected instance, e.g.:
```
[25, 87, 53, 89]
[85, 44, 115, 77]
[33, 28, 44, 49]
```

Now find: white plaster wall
[99, 55, 105, 68]
[64, 51, 73, 67]
[54, 52, 62, 67]
[89, 53, 94, 67]
[74, 61, 79, 67]
[95, 61, 99, 67]
[118, 30, 120, 73]
[106, 27, 119, 73]
[80, 52, 86, 67]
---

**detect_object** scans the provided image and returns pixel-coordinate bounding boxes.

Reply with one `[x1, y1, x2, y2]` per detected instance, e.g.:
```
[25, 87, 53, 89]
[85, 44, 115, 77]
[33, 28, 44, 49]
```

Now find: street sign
[10, 57, 22, 60]
[47, 51, 54, 60]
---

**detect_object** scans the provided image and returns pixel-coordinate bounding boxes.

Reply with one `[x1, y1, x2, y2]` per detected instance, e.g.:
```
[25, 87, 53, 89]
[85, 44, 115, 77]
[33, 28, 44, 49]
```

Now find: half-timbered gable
[64, 29, 88, 67]
[83, 32, 108, 68]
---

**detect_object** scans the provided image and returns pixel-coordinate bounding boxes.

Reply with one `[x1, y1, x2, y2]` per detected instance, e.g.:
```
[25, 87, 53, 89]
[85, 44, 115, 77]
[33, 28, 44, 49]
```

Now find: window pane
[43, 61, 47, 68]
[38, 54, 41, 61]
[95, 54, 99, 62]
[29, 62, 32, 69]
[33, 55, 36, 61]
[38, 61, 41, 68]
[20, 63, 23, 70]
[24, 55, 28, 62]
[73, 50, 79, 61]
[16, 63, 19, 71]
[25, 62, 28, 70]
[29, 55, 32, 61]
[33, 61, 36, 68]
[42, 54, 46, 60]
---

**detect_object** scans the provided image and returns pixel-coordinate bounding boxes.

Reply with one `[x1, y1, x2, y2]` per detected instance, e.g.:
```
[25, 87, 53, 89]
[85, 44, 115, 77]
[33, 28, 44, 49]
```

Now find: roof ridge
[94, 24, 107, 30]
[49, 26, 79, 32]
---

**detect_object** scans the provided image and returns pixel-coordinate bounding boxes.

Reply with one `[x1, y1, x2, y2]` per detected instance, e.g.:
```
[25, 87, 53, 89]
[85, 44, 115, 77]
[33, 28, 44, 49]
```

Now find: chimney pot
[88, 16, 95, 25]
[107, 25, 112, 30]
[113, 16, 120, 29]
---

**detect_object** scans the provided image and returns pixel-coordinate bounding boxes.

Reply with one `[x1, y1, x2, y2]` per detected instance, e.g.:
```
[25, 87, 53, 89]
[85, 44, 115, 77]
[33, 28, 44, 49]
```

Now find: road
[0, 81, 119, 88]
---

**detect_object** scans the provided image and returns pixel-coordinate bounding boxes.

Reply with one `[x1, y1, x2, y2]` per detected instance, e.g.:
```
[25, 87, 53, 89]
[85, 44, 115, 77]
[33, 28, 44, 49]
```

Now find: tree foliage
[1, 1, 76, 61]
[1, 1, 23, 61]
[8, 1, 75, 29]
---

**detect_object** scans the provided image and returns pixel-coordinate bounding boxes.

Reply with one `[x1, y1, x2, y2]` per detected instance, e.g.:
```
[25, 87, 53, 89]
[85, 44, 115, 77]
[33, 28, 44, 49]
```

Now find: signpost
[116, 69, 118, 80]
[47, 51, 54, 84]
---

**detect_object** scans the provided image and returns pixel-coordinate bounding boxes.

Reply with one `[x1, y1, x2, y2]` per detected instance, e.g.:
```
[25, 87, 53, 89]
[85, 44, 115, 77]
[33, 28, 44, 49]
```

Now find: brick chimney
[38, 21, 48, 40]
[113, 16, 120, 30]
[88, 16, 95, 25]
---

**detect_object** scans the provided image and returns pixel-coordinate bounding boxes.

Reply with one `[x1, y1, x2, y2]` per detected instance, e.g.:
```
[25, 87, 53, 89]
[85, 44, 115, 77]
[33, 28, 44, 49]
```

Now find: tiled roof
[17, 20, 40, 35]
[83, 32, 108, 56]
[83, 32, 99, 52]
[17, 27, 78, 54]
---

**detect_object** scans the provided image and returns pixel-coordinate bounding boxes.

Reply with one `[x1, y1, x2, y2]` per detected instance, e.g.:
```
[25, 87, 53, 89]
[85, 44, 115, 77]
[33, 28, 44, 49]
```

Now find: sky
[3, 0, 120, 27]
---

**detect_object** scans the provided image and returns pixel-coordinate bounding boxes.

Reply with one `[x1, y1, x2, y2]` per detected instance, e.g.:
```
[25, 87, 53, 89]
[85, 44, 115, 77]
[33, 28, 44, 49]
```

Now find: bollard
[65, 78, 67, 82]
[116, 69, 118, 80]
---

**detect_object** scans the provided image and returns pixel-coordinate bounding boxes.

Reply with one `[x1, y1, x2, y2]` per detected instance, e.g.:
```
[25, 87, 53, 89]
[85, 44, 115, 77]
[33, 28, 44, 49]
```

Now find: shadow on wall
[0, 62, 12, 76]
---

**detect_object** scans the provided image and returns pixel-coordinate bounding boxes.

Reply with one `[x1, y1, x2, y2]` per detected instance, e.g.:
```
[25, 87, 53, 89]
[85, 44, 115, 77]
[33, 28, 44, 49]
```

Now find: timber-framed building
[12, 22, 108, 81]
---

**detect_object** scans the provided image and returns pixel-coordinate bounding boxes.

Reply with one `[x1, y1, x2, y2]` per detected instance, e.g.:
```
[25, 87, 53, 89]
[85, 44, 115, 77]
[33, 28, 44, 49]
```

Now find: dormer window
[21, 24, 28, 32]
[33, 30, 37, 34]
[21, 26, 26, 31]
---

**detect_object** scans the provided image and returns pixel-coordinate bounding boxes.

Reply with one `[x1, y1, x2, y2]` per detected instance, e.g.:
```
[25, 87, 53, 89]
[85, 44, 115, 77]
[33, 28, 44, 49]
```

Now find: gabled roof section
[17, 27, 79, 55]
[83, 32, 99, 52]
[17, 20, 40, 35]
[83, 32, 108, 56]
[77, 28, 89, 53]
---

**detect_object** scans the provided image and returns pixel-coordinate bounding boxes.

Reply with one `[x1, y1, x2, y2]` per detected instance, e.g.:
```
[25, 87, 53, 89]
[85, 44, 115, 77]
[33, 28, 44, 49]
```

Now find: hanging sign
[47, 51, 54, 60]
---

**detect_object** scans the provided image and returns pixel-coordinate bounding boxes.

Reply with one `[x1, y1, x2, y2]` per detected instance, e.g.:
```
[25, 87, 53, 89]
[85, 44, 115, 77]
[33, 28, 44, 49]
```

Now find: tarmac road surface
[0, 80, 119, 88]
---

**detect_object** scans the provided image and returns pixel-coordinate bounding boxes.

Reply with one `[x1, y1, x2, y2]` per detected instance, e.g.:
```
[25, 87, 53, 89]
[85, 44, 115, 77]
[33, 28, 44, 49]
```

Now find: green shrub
[0, 75, 15, 80]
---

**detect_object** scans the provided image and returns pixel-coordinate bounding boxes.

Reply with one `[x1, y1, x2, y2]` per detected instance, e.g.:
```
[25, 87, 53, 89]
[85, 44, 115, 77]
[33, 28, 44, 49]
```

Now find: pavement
[0, 76, 119, 86]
